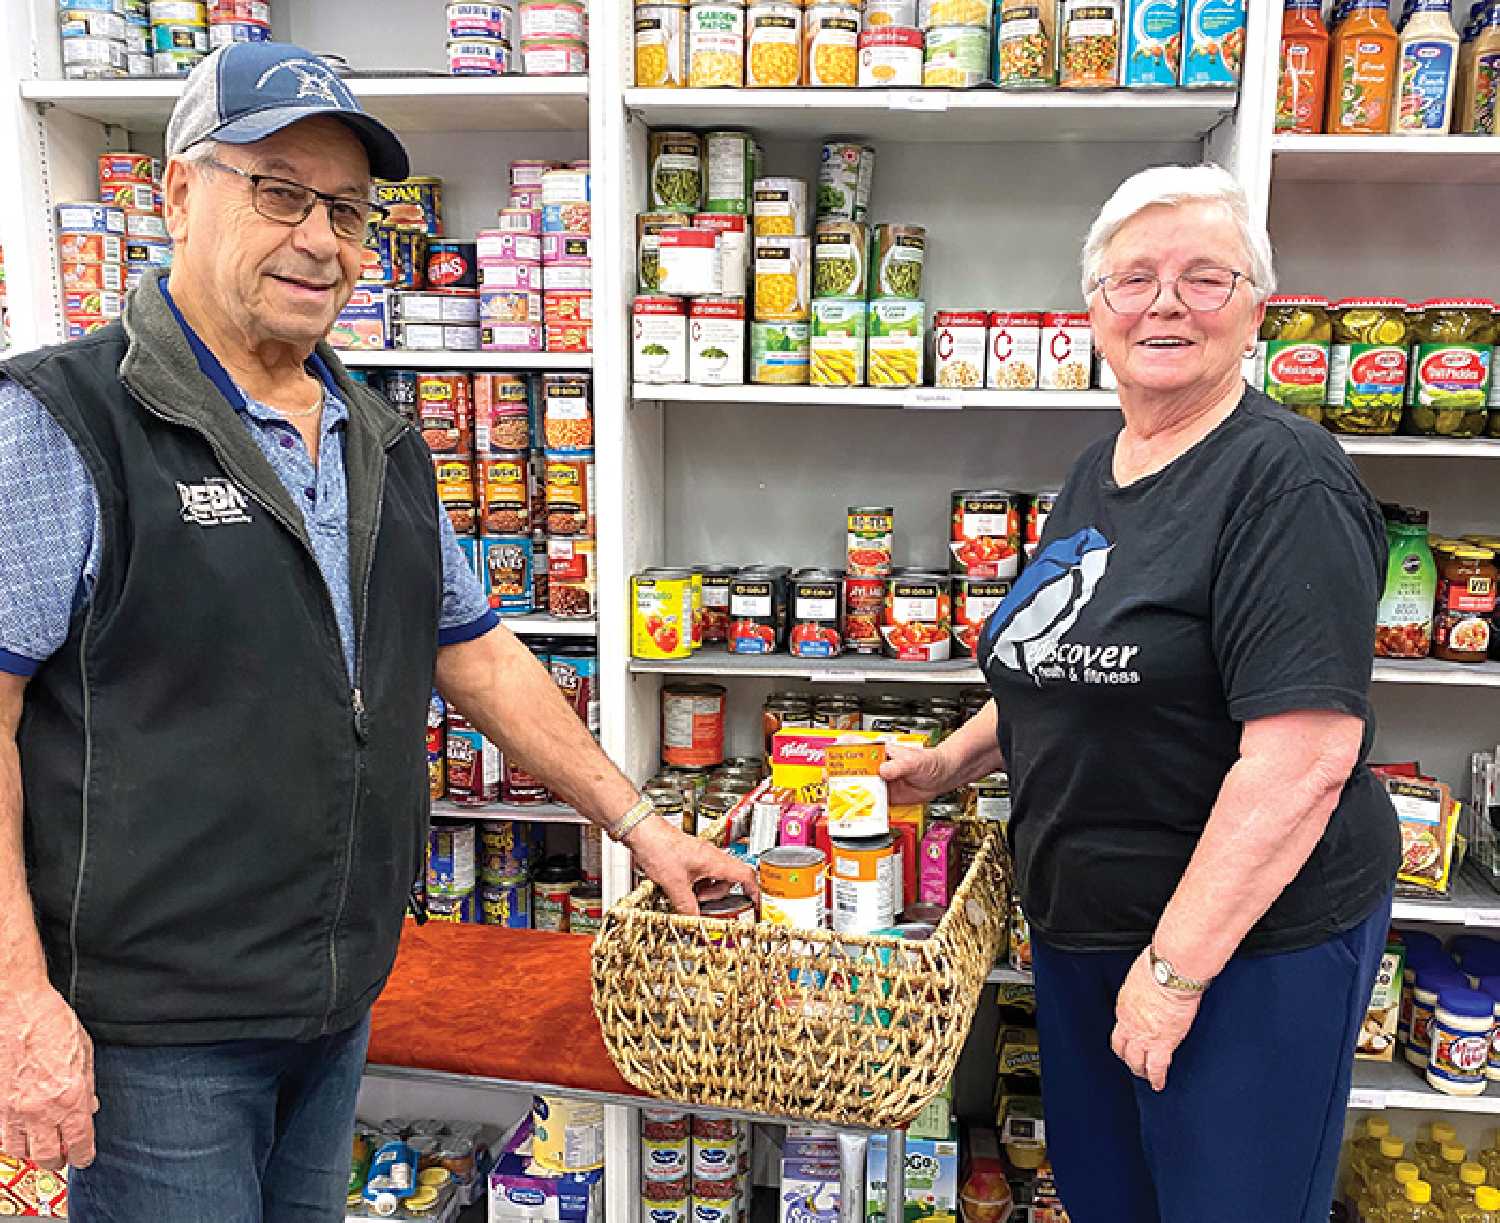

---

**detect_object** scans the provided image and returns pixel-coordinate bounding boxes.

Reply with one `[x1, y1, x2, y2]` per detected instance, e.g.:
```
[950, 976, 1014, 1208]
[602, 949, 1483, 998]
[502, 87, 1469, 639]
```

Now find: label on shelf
[1467, 907, 1500, 928]
[887, 91, 950, 112]
[904, 388, 963, 410]
[1347, 1088, 1386, 1110]
[812, 669, 869, 684]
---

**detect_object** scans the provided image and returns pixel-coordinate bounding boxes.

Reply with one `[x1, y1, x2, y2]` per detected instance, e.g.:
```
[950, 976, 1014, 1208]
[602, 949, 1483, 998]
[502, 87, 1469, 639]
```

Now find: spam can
[426, 240, 479, 290]
[375, 176, 445, 236]
[480, 879, 531, 928]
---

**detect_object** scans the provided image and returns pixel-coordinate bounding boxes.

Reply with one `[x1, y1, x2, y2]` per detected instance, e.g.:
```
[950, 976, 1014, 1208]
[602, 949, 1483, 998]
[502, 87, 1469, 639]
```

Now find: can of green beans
[703, 130, 755, 215]
[648, 130, 704, 214]
[872, 223, 926, 301]
[813, 221, 867, 300]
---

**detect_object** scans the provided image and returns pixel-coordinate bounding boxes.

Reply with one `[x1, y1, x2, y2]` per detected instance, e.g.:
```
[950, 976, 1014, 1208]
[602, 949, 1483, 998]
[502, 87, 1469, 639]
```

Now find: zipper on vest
[65, 600, 100, 1010]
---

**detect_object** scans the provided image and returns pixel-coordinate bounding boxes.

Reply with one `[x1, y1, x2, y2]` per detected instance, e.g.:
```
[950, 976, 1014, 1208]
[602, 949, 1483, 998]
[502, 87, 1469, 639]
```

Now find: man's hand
[1109, 949, 1204, 1093]
[0, 986, 98, 1170]
[624, 816, 760, 916]
[878, 745, 957, 806]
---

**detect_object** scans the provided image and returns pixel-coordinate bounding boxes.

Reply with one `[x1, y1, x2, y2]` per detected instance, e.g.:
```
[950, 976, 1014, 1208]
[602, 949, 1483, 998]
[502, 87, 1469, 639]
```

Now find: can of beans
[417, 372, 472, 454]
[843, 575, 887, 655]
[872, 223, 926, 300]
[473, 373, 530, 452]
[662, 682, 727, 768]
[541, 373, 593, 453]
[816, 141, 875, 223]
[543, 454, 595, 536]
[882, 572, 953, 662]
[648, 131, 703, 215]
[789, 569, 845, 658]
[950, 489, 1022, 578]
[479, 535, 533, 614]
[433, 455, 477, 536]
[952, 576, 1012, 658]
[478, 452, 530, 536]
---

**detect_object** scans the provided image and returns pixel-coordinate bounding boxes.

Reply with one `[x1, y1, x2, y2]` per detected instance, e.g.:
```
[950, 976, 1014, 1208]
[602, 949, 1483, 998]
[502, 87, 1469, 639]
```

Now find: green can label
[1259, 339, 1329, 407]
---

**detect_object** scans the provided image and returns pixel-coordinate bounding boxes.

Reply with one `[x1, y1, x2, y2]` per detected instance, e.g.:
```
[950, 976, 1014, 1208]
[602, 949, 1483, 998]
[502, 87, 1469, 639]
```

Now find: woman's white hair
[1080, 164, 1276, 304]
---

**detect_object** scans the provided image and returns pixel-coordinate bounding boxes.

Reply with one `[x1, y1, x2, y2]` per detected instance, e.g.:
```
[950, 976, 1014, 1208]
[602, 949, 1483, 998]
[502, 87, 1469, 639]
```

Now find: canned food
[417, 372, 472, 454]
[746, 1, 803, 87]
[480, 822, 536, 883]
[543, 455, 594, 536]
[753, 237, 811, 323]
[923, 24, 990, 86]
[542, 373, 593, 452]
[433, 455, 477, 535]
[426, 891, 477, 923]
[872, 224, 926, 301]
[473, 373, 530, 452]
[427, 240, 478, 290]
[662, 682, 727, 767]
[750, 321, 810, 384]
[759, 846, 827, 930]
[813, 222, 868, 301]
[520, 0, 586, 41]
[728, 570, 783, 654]
[523, 36, 585, 74]
[843, 576, 887, 655]
[804, 3, 861, 85]
[697, 566, 737, 643]
[427, 692, 446, 800]
[480, 535, 533, 614]
[548, 536, 597, 619]
[532, 878, 575, 933]
[692, 1136, 739, 1181]
[987, 311, 1043, 389]
[478, 453, 529, 536]
[428, 822, 477, 897]
[643, 1136, 692, 1182]
[831, 834, 897, 935]
[1025, 491, 1058, 558]
[814, 695, 862, 731]
[643, 1110, 691, 1141]
[375, 176, 445, 237]
[752, 177, 808, 238]
[56, 202, 125, 235]
[481, 879, 532, 928]
[816, 142, 874, 224]
[950, 489, 1022, 578]
[866, 0, 920, 22]
[859, 25, 924, 85]
[952, 576, 1012, 658]
[568, 883, 605, 935]
[809, 298, 867, 386]
[688, 1, 746, 87]
[447, 712, 500, 802]
[704, 130, 756, 215]
[210, 20, 271, 47]
[1039, 311, 1093, 390]
[933, 310, 988, 389]
[883, 573, 953, 662]
[637, 4, 690, 86]
[634, 570, 695, 660]
[789, 570, 845, 658]
[643, 1179, 691, 1223]
[649, 131, 704, 214]
[845, 506, 895, 577]
[60, 10, 127, 40]
[57, 231, 124, 264]
[448, 1, 518, 41]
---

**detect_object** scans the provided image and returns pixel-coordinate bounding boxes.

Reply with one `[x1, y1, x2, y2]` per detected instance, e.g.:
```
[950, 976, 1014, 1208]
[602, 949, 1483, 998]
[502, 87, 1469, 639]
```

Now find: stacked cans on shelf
[639, 1111, 751, 1223]
[355, 368, 599, 621]
[447, 0, 588, 75]
[148, 0, 210, 76]
[58, 0, 145, 79]
[480, 160, 593, 354]
[517, 0, 588, 74]
[448, 0, 518, 74]
[98, 153, 172, 290]
[206, 0, 272, 49]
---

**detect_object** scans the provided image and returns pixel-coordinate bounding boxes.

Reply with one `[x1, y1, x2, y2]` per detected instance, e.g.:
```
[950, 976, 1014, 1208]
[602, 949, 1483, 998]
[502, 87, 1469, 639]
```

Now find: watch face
[1153, 958, 1171, 986]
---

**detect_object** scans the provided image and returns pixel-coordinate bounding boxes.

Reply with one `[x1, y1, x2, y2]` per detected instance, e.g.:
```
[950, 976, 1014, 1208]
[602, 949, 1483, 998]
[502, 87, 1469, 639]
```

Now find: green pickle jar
[1326, 298, 1411, 435]
[1404, 298, 1496, 439]
[1253, 295, 1332, 422]
[1486, 304, 1500, 438]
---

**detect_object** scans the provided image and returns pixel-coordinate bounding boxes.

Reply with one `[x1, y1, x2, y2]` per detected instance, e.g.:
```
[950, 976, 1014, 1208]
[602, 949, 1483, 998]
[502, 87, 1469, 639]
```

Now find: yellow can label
[632, 575, 693, 660]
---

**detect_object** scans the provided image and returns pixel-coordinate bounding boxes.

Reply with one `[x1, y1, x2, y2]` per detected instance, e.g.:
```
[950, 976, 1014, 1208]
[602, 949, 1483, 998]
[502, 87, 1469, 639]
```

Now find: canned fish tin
[873, 224, 926, 301]
[57, 202, 125, 235]
[125, 237, 171, 267]
[688, 1, 747, 88]
[543, 455, 594, 535]
[481, 879, 531, 928]
[987, 311, 1043, 389]
[847, 506, 895, 576]
[728, 570, 783, 654]
[804, 4, 861, 85]
[568, 883, 605, 935]
[704, 130, 755, 215]
[448, 37, 513, 73]
[62, 38, 128, 77]
[859, 25, 924, 85]
[844, 576, 887, 654]
[125, 212, 168, 241]
[480, 535, 534, 613]
[753, 237, 811, 323]
[209, 20, 271, 47]
[520, 0, 586, 40]
[831, 834, 897, 935]
[817, 142, 875, 224]
[448, 1, 518, 40]
[154, 46, 208, 75]
[428, 822, 477, 897]
[752, 177, 808, 238]
[883, 573, 953, 661]
[481, 288, 543, 324]
[480, 821, 536, 882]
[634, 570, 695, 661]
[375, 176, 445, 236]
[637, 4, 690, 86]
[1025, 491, 1058, 558]
[746, 1, 804, 87]
[547, 536, 597, 619]
[648, 131, 704, 214]
[952, 576, 1012, 657]
[789, 569, 845, 658]
[750, 321, 810, 384]
[759, 846, 827, 929]
[950, 489, 1022, 578]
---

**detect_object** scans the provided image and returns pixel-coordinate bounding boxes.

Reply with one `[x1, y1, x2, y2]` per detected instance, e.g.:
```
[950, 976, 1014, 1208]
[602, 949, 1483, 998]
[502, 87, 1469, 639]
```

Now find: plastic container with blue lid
[1427, 987, 1497, 1095]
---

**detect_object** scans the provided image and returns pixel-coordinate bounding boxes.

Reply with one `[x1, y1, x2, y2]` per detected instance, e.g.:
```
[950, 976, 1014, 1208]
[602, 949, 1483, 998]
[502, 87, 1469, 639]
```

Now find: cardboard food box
[1355, 940, 1406, 1062]
[771, 728, 927, 804]
[1388, 776, 1459, 894]
[780, 1157, 840, 1223]
[866, 1127, 959, 1223]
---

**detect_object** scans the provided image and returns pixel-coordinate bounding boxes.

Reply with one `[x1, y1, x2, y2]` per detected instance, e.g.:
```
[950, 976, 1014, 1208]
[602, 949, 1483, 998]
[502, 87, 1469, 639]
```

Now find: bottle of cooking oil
[1450, 1185, 1500, 1222]
[1439, 1164, 1489, 1213]
[1416, 1124, 1462, 1173]
[1385, 1179, 1444, 1221]
[1480, 1133, 1500, 1188]
[1368, 1162, 1428, 1220]
[1430, 1146, 1472, 1202]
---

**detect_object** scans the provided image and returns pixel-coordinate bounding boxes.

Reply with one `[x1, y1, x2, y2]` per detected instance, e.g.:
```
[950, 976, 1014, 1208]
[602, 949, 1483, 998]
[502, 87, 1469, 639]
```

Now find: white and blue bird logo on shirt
[983, 528, 1113, 682]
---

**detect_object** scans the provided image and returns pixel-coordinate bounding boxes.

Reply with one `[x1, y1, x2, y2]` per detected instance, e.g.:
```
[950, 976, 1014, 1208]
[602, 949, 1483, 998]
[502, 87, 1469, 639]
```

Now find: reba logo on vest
[177, 477, 252, 527]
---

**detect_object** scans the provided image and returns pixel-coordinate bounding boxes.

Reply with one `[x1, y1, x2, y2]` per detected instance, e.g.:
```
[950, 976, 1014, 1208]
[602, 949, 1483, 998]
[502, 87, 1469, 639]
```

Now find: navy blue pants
[1032, 895, 1391, 1223]
[70, 1013, 370, 1223]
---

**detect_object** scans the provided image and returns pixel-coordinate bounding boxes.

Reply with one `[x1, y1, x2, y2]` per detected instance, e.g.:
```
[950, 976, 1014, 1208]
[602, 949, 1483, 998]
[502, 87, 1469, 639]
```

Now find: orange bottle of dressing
[1277, 0, 1331, 131]
[1326, 0, 1400, 132]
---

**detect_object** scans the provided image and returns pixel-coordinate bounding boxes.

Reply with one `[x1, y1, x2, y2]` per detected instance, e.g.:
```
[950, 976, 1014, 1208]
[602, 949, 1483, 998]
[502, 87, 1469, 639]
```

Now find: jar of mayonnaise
[1407, 966, 1468, 1070]
[1426, 987, 1496, 1096]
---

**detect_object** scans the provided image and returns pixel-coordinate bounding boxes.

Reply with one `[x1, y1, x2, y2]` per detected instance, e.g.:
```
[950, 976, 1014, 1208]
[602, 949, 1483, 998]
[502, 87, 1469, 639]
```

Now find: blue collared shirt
[0, 288, 495, 679]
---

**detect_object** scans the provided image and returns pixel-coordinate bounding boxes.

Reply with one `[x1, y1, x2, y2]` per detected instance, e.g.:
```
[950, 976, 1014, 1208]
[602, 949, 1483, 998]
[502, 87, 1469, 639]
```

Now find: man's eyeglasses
[1092, 268, 1249, 314]
[201, 158, 385, 243]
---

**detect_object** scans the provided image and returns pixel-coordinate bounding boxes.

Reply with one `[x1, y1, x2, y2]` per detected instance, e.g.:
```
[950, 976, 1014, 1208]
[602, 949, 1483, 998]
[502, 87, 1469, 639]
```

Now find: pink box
[510, 187, 542, 210]
[778, 803, 819, 848]
[477, 230, 541, 264]
[481, 261, 542, 291]
[541, 231, 591, 265]
[482, 321, 545, 352]
[919, 822, 959, 908]
[498, 207, 542, 235]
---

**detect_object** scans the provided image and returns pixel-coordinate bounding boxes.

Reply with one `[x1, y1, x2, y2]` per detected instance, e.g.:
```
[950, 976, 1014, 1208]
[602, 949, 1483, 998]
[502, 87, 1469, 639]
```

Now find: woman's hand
[879, 744, 957, 806]
[1110, 950, 1204, 1092]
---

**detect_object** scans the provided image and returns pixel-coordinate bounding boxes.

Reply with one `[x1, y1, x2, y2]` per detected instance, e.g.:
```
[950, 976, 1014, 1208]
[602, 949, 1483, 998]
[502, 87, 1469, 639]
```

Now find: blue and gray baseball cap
[165, 42, 410, 181]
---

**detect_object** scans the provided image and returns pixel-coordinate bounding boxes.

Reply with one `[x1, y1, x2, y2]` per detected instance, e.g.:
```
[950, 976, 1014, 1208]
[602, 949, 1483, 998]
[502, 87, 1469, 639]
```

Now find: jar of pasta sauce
[1434, 546, 1498, 663]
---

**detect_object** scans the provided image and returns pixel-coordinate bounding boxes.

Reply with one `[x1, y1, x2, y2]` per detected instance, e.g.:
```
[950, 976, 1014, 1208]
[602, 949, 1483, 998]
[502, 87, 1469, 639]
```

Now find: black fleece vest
[0, 283, 441, 1044]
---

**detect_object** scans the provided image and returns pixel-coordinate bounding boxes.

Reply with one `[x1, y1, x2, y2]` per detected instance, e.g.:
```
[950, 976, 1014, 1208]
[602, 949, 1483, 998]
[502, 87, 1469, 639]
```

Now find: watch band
[606, 795, 657, 844]
[1149, 945, 1212, 994]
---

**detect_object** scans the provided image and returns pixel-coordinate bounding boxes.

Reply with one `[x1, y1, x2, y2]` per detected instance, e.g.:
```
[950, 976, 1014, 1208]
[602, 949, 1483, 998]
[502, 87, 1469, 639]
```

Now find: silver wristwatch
[1149, 946, 1212, 994]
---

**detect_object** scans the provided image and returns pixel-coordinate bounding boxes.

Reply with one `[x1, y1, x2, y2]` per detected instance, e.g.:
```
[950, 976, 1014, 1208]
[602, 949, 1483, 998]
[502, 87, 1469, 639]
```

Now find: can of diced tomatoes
[882, 573, 952, 662]
[949, 489, 1022, 578]
[843, 576, 887, 655]
[952, 576, 1011, 659]
[728, 570, 783, 655]
[846, 505, 894, 576]
[632, 570, 694, 660]
[662, 683, 727, 768]
[789, 569, 845, 658]
[1025, 490, 1059, 558]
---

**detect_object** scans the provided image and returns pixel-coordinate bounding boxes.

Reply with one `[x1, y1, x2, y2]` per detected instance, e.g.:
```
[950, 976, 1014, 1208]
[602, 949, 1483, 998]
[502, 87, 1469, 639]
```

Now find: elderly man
[0, 41, 750, 1222]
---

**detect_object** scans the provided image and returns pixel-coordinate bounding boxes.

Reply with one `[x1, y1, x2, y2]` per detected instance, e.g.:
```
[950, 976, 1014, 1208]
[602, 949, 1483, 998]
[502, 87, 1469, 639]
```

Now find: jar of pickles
[1405, 298, 1496, 439]
[1326, 298, 1411, 435]
[1252, 295, 1332, 423]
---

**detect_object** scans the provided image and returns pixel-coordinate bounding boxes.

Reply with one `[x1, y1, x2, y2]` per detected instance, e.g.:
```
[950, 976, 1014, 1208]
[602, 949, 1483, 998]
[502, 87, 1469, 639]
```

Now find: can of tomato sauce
[632, 569, 694, 660]
[847, 505, 894, 576]
[843, 575, 886, 655]
[950, 489, 1022, 578]
[662, 682, 727, 768]
[882, 573, 952, 662]
[728, 570, 783, 655]
[789, 568, 845, 658]
[952, 576, 1011, 659]
[697, 565, 738, 644]
[1024, 491, 1059, 559]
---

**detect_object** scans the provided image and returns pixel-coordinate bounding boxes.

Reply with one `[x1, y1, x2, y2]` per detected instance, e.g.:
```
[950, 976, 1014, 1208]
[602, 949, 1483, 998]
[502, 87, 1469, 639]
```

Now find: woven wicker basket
[591, 820, 1008, 1128]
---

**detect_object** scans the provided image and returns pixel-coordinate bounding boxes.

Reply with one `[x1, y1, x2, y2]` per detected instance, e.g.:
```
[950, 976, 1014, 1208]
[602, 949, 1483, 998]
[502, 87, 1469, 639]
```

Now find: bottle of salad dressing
[1392, 0, 1461, 132]
[1458, 4, 1500, 133]
[1326, 0, 1400, 133]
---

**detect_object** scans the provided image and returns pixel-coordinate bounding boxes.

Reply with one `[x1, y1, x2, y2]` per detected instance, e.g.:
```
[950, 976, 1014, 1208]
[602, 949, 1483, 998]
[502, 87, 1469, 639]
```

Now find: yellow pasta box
[868, 299, 925, 387]
[771, 727, 924, 803]
[825, 740, 889, 836]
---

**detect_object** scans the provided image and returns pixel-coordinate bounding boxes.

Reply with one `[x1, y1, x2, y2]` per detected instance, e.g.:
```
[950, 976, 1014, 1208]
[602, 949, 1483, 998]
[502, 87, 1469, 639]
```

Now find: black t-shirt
[978, 389, 1401, 955]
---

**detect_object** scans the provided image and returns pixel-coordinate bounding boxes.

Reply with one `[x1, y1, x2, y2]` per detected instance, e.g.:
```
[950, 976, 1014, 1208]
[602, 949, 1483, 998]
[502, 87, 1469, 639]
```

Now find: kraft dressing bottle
[1392, 0, 1461, 132]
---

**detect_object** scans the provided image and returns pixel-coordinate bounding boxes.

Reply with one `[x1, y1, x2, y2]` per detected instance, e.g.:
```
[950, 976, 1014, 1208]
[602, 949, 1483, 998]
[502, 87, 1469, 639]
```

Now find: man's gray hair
[1080, 164, 1276, 304]
[174, 139, 220, 171]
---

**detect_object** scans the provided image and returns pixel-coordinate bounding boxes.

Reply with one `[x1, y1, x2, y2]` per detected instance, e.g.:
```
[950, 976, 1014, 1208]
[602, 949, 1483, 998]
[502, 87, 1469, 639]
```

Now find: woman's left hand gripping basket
[591, 819, 1009, 1128]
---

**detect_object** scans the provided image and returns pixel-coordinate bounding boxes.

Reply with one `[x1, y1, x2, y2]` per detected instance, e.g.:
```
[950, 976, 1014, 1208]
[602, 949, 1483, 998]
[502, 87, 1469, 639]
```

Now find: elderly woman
[884, 165, 1399, 1223]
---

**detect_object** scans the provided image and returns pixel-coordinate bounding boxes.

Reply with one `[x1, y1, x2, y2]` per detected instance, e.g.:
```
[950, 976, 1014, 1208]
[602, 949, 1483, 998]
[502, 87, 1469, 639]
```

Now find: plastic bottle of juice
[1326, 0, 1401, 131]
[1276, 0, 1331, 130]
[1453, 1185, 1500, 1223]
[1441, 1164, 1491, 1213]
[1387, 1179, 1445, 1222]
[1392, 0, 1462, 132]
